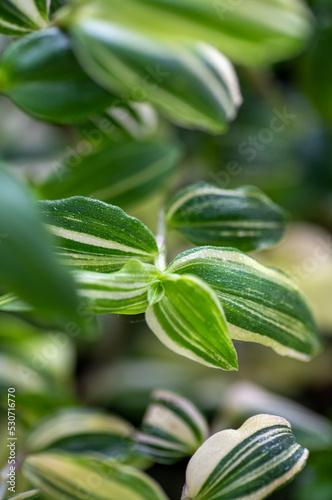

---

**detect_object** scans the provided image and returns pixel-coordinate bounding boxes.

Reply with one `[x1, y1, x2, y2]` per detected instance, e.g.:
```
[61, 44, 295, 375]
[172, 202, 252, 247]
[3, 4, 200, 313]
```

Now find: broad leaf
[0, 28, 118, 123]
[0, 165, 80, 323]
[167, 247, 321, 360]
[39, 140, 182, 207]
[25, 408, 135, 460]
[137, 389, 209, 464]
[0, 0, 50, 36]
[23, 453, 169, 500]
[74, 260, 160, 315]
[66, 0, 313, 66]
[165, 184, 288, 251]
[145, 273, 238, 370]
[37, 197, 159, 272]
[182, 414, 308, 500]
[5, 491, 40, 500]
[69, 20, 242, 133]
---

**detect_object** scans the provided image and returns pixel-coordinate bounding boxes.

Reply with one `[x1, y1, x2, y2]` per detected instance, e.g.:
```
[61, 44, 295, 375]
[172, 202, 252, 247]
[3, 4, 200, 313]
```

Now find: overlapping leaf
[167, 247, 320, 360]
[0, 165, 80, 324]
[66, 0, 313, 66]
[39, 140, 182, 207]
[0, 28, 118, 123]
[25, 408, 135, 460]
[0, 0, 50, 36]
[74, 260, 161, 315]
[145, 273, 238, 370]
[69, 20, 242, 133]
[182, 414, 308, 500]
[37, 197, 158, 272]
[23, 453, 169, 500]
[165, 184, 288, 251]
[137, 390, 209, 464]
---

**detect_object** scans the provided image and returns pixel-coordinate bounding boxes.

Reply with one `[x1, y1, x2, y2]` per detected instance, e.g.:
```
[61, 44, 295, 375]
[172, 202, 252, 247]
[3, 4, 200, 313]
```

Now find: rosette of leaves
[1, 186, 321, 370]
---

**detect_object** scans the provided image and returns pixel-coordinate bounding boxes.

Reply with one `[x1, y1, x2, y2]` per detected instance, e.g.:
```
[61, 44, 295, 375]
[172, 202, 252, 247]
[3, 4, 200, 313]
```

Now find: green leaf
[23, 452, 170, 500]
[145, 273, 238, 370]
[39, 140, 182, 207]
[69, 20, 242, 133]
[165, 184, 288, 251]
[5, 490, 40, 500]
[0, 165, 80, 323]
[0, 28, 118, 123]
[25, 408, 135, 459]
[0, 0, 50, 36]
[167, 247, 321, 360]
[137, 389, 209, 464]
[37, 197, 159, 272]
[182, 414, 308, 500]
[66, 0, 313, 66]
[74, 260, 160, 315]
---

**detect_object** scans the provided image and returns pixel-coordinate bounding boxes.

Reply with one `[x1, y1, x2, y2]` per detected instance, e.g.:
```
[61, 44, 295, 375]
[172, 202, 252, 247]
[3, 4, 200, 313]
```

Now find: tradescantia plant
[0, 1, 322, 499]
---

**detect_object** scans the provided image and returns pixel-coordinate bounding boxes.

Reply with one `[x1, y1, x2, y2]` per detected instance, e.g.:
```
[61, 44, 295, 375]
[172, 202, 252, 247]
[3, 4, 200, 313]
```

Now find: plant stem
[155, 208, 167, 271]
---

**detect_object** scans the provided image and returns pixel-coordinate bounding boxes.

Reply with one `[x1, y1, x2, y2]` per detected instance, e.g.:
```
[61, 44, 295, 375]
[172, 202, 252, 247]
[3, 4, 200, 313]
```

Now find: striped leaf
[69, 20, 242, 133]
[5, 491, 40, 500]
[23, 452, 169, 500]
[0, 28, 119, 124]
[167, 247, 320, 360]
[145, 273, 238, 370]
[67, 0, 312, 66]
[137, 390, 209, 464]
[37, 197, 158, 272]
[165, 184, 288, 251]
[25, 408, 135, 460]
[74, 260, 160, 315]
[182, 414, 308, 500]
[0, 0, 50, 36]
[39, 140, 182, 207]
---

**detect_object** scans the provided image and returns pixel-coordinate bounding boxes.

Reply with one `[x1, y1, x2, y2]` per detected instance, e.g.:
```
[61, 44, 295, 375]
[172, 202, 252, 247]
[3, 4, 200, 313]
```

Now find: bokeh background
[1, 0, 332, 499]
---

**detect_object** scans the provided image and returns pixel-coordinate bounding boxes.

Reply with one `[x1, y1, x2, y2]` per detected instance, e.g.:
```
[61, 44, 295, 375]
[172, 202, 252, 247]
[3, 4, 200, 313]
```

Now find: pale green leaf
[69, 20, 242, 133]
[74, 260, 161, 315]
[5, 490, 40, 500]
[137, 389, 209, 464]
[165, 184, 288, 251]
[182, 414, 308, 500]
[23, 452, 170, 500]
[167, 247, 321, 360]
[37, 197, 159, 272]
[66, 0, 313, 66]
[145, 273, 238, 370]
[25, 408, 135, 460]
[0, 28, 118, 123]
[0, 0, 50, 36]
[39, 140, 182, 207]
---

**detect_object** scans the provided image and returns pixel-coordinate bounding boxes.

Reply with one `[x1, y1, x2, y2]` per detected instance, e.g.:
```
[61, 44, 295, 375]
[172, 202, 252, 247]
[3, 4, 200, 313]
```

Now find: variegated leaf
[65, 0, 312, 66]
[182, 414, 308, 500]
[167, 247, 320, 360]
[25, 408, 135, 460]
[23, 452, 169, 500]
[37, 197, 158, 272]
[69, 20, 242, 133]
[39, 140, 182, 207]
[137, 389, 209, 464]
[5, 490, 40, 500]
[0, 0, 50, 36]
[165, 184, 288, 251]
[74, 260, 160, 315]
[0, 28, 118, 124]
[145, 273, 238, 370]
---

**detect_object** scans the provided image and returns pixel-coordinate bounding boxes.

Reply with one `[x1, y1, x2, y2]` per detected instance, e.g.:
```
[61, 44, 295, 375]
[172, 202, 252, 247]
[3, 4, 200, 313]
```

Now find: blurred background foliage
[0, 0, 332, 499]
